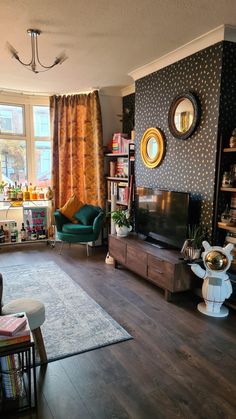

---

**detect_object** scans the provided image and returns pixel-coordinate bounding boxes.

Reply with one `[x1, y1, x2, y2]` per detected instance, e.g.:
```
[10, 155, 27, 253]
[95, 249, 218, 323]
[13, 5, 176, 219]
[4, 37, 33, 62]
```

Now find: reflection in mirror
[174, 98, 194, 133]
[146, 137, 158, 160]
[168, 92, 201, 140]
[140, 127, 165, 168]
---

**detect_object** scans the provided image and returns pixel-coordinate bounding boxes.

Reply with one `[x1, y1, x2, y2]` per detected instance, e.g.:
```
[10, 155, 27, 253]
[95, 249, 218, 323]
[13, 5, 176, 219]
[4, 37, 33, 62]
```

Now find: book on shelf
[116, 157, 129, 177]
[112, 133, 129, 154]
[0, 314, 27, 336]
[0, 354, 23, 399]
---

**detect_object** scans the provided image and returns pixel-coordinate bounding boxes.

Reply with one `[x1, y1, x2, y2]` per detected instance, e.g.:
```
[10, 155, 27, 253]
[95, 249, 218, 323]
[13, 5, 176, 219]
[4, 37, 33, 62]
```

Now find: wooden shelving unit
[220, 187, 236, 192]
[223, 148, 236, 152]
[218, 222, 236, 233]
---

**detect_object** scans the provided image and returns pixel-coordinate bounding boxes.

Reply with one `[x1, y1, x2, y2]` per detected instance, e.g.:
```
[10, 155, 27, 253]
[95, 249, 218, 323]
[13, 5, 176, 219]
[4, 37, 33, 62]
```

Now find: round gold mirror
[168, 92, 201, 140]
[141, 127, 165, 168]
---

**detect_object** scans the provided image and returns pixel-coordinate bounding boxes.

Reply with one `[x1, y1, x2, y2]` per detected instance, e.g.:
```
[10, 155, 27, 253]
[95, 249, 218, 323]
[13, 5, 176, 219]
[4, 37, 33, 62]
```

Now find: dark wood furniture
[109, 234, 193, 301]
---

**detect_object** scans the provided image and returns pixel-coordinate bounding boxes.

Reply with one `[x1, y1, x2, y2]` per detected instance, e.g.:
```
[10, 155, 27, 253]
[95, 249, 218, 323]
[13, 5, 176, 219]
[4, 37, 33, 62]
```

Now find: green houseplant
[110, 209, 132, 237]
[182, 224, 208, 261]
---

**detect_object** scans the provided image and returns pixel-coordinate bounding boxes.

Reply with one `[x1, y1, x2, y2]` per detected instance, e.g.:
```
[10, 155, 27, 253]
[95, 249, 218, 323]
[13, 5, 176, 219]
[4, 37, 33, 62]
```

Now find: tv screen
[136, 187, 190, 249]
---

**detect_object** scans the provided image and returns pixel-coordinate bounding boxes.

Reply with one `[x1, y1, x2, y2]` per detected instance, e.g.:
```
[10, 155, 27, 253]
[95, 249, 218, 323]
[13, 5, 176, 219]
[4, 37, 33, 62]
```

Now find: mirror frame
[168, 91, 201, 140]
[140, 127, 165, 168]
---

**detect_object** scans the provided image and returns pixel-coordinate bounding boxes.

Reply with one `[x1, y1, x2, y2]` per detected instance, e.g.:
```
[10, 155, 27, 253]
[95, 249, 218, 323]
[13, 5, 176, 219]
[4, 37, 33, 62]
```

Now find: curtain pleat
[50, 91, 105, 209]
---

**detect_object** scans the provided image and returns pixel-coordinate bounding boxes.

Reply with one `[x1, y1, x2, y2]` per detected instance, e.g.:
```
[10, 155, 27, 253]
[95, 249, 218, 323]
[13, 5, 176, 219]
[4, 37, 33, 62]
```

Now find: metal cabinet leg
[59, 241, 64, 255]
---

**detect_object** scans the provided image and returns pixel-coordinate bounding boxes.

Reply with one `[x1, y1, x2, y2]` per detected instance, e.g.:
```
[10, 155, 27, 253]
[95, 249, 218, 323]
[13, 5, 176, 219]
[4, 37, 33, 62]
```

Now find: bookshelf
[105, 142, 135, 210]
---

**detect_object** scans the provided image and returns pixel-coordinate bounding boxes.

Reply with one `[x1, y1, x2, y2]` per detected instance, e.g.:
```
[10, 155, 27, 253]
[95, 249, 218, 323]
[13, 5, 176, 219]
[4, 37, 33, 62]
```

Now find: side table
[0, 339, 37, 413]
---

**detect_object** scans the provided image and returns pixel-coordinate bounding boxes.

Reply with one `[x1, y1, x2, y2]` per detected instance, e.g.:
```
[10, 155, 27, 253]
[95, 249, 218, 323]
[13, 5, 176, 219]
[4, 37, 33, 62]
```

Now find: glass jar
[222, 172, 233, 188]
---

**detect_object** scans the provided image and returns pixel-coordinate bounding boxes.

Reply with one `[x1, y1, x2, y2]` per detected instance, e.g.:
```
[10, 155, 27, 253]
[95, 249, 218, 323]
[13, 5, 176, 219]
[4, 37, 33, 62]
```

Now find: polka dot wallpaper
[134, 42, 224, 228]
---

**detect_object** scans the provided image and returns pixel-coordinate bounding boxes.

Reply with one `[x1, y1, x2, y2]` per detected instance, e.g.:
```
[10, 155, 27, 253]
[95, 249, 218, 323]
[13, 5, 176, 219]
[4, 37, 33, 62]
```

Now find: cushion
[62, 224, 93, 234]
[2, 298, 45, 331]
[73, 204, 99, 225]
[59, 194, 84, 222]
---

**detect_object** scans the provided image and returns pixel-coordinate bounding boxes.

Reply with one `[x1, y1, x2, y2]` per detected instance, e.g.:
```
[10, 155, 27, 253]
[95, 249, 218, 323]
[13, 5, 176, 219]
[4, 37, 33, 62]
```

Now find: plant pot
[115, 225, 132, 237]
[185, 246, 201, 261]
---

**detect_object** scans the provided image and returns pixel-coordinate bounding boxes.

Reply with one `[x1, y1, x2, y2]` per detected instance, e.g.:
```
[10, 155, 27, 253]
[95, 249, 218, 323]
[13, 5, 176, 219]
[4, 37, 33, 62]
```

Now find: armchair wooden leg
[86, 243, 89, 256]
[32, 327, 47, 364]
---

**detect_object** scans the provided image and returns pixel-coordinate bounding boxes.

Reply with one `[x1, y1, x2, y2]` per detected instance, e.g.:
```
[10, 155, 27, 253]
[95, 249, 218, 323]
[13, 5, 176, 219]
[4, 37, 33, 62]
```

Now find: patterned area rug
[1, 262, 132, 363]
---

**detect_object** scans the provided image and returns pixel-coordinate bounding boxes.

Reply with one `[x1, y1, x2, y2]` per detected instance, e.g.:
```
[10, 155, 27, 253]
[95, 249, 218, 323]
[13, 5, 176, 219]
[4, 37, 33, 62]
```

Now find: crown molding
[129, 24, 236, 81]
[121, 84, 135, 97]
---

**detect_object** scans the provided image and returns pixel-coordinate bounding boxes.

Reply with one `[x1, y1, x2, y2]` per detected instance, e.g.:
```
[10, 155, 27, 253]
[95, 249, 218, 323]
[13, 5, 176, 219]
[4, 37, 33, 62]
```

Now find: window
[0, 104, 24, 135]
[0, 95, 50, 186]
[33, 106, 50, 137]
[0, 139, 27, 184]
[35, 141, 51, 187]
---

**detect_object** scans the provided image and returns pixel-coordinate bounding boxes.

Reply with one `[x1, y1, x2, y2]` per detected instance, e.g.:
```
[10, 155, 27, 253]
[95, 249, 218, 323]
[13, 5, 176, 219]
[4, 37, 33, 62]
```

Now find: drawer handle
[150, 267, 163, 274]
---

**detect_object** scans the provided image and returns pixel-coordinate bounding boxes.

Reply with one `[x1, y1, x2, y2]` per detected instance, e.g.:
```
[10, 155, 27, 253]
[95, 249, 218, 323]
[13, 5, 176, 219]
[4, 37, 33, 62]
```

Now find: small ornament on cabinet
[229, 128, 236, 148]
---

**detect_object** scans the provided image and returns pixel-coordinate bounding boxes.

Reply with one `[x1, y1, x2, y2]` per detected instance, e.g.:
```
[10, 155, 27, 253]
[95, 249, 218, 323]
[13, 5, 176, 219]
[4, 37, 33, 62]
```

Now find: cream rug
[1, 262, 132, 363]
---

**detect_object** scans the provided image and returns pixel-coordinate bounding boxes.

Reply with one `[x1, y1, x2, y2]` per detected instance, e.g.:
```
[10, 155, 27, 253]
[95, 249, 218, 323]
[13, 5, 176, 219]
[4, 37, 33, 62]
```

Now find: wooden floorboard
[0, 242, 236, 419]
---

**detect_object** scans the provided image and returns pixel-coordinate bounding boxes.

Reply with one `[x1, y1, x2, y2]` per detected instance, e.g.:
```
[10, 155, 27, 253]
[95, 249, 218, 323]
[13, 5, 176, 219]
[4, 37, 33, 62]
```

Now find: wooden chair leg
[32, 327, 47, 364]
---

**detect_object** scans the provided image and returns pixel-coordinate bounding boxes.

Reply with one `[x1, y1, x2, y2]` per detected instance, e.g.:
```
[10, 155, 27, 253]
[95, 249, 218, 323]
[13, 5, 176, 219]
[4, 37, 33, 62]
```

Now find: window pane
[0, 139, 27, 184]
[35, 141, 51, 186]
[33, 106, 50, 137]
[0, 104, 24, 135]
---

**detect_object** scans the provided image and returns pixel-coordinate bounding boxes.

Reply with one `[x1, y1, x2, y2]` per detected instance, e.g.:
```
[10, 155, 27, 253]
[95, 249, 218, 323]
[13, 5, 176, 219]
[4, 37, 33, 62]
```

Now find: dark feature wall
[134, 43, 224, 228]
[122, 93, 135, 137]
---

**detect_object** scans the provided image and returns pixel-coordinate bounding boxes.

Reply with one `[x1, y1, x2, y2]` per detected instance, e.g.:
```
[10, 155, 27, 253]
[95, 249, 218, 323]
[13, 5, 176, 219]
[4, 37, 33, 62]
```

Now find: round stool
[2, 298, 47, 363]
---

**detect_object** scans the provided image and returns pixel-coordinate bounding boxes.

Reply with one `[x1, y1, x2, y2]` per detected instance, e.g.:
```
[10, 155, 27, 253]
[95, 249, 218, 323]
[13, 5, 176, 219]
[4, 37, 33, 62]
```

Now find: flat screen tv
[135, 187, 190, 249]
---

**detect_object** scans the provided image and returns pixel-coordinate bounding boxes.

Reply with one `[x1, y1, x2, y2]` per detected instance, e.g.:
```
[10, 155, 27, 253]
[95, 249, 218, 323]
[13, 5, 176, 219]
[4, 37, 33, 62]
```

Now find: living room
[0, 1, 236, 418]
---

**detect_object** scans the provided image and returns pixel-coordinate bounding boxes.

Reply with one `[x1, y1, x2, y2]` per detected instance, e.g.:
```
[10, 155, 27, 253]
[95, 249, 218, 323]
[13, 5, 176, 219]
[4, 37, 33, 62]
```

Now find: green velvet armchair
[54, 205, 104, 255]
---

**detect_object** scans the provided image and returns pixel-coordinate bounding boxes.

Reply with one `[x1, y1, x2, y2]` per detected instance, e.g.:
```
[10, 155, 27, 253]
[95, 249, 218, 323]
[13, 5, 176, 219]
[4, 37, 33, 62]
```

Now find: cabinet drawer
[126, 245, 147, 276]
[147, 254, 174, 290]
[109, 236, 126, 265]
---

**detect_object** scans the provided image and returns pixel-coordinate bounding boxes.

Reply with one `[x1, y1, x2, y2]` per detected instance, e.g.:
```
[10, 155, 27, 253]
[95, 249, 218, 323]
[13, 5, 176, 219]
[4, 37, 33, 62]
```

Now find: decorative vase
[115, 225, 132, 237]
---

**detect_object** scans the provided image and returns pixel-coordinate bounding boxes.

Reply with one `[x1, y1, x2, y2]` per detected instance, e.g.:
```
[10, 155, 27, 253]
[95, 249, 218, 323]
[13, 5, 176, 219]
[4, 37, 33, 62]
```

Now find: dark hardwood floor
[1, 242, 236, 419]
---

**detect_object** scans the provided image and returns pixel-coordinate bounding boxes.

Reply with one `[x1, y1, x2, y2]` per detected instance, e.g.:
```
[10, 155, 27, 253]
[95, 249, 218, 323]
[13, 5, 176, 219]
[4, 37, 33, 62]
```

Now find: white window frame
[0, 93, 50, 185]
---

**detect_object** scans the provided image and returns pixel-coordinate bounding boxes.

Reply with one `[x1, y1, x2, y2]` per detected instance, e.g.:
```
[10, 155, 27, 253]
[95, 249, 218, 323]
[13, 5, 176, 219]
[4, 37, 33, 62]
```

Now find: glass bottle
[221, 204, 231, 224]
[20, 223, 27, 242]
[4, 224, 10, 242]
[0, 226, 5, 243]
[31, 226, 37, 241]
[222, 172, 233, 188]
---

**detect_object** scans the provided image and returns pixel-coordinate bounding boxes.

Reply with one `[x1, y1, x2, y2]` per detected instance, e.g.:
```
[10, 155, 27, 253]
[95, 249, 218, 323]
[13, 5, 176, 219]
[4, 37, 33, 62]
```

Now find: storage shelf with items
[0, 314, 37, 413]
[105, 136, 135, 211]
[0, 183, 54, 246]
[215, 130, 236, 309]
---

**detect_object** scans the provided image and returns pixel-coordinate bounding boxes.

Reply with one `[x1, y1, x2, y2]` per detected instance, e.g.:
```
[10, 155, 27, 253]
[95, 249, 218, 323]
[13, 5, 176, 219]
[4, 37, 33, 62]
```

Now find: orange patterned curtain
[50, 91, 105, 209]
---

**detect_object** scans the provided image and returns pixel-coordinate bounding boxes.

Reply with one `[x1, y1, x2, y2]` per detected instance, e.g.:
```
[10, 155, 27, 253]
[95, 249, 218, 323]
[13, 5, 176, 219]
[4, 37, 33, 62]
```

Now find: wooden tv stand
[109, 234, 193, 301]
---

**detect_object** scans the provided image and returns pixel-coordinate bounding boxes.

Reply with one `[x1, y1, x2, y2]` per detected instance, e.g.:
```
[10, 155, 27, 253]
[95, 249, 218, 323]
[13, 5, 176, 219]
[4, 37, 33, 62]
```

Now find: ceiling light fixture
[7, 29, 68, 74]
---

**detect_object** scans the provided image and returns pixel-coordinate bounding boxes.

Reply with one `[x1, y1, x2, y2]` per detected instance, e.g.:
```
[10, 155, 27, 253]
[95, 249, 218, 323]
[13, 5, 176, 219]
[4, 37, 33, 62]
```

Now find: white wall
[99, 91, 122, 146]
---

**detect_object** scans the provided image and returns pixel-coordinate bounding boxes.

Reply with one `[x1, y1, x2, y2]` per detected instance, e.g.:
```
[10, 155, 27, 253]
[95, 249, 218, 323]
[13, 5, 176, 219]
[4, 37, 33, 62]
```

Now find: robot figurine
[191, 241, 233, 317]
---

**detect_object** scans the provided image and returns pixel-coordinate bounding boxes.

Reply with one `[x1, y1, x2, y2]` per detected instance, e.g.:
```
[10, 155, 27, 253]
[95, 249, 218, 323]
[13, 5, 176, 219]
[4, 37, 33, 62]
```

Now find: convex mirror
[140, 127, 165, 168]
[168, 92, 201, 140]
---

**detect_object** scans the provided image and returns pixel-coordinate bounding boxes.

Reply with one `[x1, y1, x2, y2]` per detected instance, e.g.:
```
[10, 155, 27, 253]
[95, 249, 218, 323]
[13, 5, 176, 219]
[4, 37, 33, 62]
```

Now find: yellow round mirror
[141, 127, 165, 168]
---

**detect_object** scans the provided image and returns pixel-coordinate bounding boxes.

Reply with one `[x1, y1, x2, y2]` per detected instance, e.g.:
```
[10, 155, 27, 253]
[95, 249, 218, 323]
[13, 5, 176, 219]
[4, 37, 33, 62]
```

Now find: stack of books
[112, 133, 129, 153]
[0, 313, 30, 400]
[0, 313, 30, 347]
[115, 158, 129, 177]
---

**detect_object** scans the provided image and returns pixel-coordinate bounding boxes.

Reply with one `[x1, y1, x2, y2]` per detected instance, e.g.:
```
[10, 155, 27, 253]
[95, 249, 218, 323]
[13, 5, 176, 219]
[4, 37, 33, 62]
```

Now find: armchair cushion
[73, 204, 99, 225]
[59, 194, 84, 222]
[62, 224, 93, 235]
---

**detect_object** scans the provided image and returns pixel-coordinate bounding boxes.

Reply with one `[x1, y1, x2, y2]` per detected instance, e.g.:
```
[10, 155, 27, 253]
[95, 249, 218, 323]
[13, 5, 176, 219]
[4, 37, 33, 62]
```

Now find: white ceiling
[0, 0, 236, 95]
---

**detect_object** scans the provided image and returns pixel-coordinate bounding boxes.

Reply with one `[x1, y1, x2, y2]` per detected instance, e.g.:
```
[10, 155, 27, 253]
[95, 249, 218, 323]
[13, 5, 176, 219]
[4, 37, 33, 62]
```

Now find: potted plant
[110, 209, 132, 237]
[181, 224, 208, 261]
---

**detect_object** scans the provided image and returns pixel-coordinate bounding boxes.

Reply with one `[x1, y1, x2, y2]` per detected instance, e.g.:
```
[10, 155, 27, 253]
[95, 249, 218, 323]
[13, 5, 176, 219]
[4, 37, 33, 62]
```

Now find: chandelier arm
[13, 54, 33, 67]
[35, 35, 58, 69]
